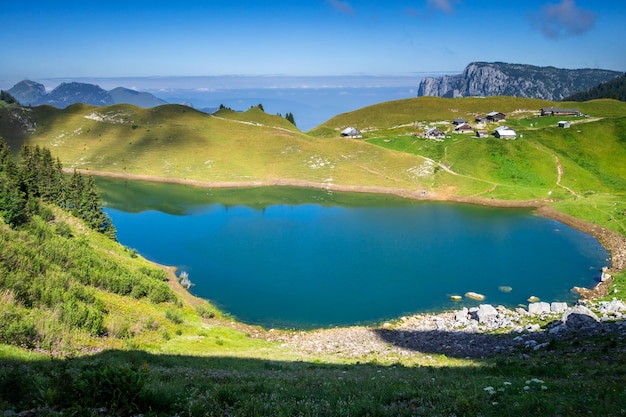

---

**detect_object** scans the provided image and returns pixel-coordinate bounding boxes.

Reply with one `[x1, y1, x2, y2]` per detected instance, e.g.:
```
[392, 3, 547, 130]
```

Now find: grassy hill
[1, 96, 626, 415]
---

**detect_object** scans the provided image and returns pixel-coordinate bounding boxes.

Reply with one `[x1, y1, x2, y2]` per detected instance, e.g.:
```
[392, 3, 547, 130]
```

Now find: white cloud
[427, 0, 460, 14]
[530, 0, 596, 38]
[326, 0, 355, 15]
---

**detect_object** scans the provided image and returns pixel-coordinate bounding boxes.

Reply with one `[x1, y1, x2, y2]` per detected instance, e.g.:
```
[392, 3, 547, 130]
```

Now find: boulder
[550, 302, 568, 313]
[476, 304, 498, 323]
[455, 308, 469, 322]
[561, 305, 600, 329]
[598, 299, 626, 314]
[528, 302, 551, 315]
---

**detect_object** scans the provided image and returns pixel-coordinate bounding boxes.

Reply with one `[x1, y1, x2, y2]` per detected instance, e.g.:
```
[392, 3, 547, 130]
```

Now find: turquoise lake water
[99, 180, 610, 329]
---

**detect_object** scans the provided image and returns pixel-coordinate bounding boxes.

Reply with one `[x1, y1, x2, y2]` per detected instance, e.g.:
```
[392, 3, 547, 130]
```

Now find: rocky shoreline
[273, 299, 626, 360]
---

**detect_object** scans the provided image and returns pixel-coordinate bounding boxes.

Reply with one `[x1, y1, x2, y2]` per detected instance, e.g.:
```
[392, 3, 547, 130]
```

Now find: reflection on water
[99, 180, 609, 329]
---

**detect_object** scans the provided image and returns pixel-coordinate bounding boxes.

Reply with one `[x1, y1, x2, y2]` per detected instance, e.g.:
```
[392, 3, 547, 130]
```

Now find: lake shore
[76, 168, 626, 275]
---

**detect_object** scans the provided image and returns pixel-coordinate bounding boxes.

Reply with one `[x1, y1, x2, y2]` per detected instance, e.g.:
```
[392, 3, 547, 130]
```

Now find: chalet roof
[425, 127, 444, 135]
[341, 127, 361, 136]
[541, 107, 580, 113]
[452, 117, 468, 124]
[486, 111, 504, 116]
[494, 128, 516, 138]
[454, 122, 473, 130]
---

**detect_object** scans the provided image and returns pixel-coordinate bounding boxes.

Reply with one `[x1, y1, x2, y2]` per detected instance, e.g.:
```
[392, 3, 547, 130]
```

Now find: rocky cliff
[418, 62, 622, 100]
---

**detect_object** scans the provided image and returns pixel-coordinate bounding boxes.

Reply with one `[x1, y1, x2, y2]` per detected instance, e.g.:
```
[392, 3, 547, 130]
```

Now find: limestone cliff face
[418, 62, 622, 100]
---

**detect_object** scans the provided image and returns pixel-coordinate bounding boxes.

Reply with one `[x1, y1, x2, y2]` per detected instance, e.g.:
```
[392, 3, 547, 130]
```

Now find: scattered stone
[550, 302, 568, 313]
[598, 299, 626, 314]
[527, 295, 540, 303]
[498, 285, 513, 293]
[561, 305, 600, 330]
[528, 302, 551, 315]
[465, 291, 485, 301]
[450, 295, 462, 301]
[455, 308, 469, 322]
[476, 304, 498, 323]
[526, 324, 541, 332]
[548, 324, 567, 335]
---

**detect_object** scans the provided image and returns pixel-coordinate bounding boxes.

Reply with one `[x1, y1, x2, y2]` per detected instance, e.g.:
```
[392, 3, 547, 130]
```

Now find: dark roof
[541, 107, 580, 113]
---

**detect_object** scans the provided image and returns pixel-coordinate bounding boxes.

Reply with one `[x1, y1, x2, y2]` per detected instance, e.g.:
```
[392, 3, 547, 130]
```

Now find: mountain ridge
[418, 62, 622, 100]
[7, 79, 167, 108]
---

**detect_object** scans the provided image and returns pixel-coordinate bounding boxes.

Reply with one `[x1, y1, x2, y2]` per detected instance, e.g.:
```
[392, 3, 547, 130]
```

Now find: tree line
[0, 137, 116, 238]
[563, 73, 626, 102]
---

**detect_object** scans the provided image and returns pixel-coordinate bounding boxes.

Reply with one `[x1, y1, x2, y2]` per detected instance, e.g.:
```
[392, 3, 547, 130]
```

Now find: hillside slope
[1, 97, 625, 233]
[0, 103, 448, 193]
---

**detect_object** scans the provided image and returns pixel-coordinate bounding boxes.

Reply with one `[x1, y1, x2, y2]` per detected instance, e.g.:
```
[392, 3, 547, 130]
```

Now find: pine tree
[0, 137, 27, 226]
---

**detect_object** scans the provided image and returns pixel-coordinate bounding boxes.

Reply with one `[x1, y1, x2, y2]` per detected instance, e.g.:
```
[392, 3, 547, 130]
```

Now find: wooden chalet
[341, 127, 362, 138]
[475, 130, 489, 138]
[423, 127, 445, 139]
[486, 111, 506, 122]
[454, 122, 474, 133]
[540, 107, 581, 117]
[558, 121, 571, 128]
[452, 117, 468, 125]
[494, 126, 516, 140]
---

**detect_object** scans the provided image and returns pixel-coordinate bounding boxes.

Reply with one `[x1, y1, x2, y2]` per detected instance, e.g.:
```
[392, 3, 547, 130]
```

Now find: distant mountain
[417, 62, 622, 100]
[7, 80, 47, 105]
[109, 87, 168, 107]
[7, 80, 167, 108]
[46, 82, 114, 107]
[562, 73, 626, 102]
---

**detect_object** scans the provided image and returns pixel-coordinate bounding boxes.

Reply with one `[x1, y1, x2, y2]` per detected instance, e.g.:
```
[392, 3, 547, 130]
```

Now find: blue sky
[2, 0, 625, 88]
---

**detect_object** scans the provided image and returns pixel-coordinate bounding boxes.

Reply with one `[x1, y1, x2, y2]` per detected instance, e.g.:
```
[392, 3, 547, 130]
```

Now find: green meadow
[1, 96, 626, 415]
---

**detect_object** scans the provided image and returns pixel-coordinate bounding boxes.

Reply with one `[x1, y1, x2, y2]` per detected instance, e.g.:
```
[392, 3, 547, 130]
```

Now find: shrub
[195, 303, 216, 319]
[165, 309, 184, 324]
[55, 221, 73, 237]
[66, 363, 149, 415]
[148, 282, 173, 304]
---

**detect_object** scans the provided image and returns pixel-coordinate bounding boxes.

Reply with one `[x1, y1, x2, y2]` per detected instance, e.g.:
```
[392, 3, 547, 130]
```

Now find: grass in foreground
[2, 331, 626, 416]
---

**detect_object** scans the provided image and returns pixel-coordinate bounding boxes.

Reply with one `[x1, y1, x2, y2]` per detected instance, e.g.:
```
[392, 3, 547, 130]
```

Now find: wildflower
[541, 385, 548, 390]
[503, 381, 512, 386]
[524, 386, 530, 390]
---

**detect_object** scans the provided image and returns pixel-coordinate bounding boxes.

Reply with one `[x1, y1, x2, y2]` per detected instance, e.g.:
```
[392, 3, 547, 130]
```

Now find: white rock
[550, 302, 568, 313]
[528, 302, 551, 315]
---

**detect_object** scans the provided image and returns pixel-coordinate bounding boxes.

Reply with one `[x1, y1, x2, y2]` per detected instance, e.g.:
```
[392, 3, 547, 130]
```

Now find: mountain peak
[7, 80, 47, 106]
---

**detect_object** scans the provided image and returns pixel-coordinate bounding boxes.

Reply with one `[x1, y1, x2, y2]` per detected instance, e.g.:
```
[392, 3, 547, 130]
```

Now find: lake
[98, 178, 610, 329]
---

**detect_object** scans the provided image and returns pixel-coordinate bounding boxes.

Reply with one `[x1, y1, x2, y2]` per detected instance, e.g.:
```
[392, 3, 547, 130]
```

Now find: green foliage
[0, 137, 115, 236]
[0, 90, 18, 105]
[0, 206, 177, 349]
[165, 308, 184, 324]
[564, 73, 626, 102]
[68, 362, 149, 414]
[195, 303, 216, 319]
